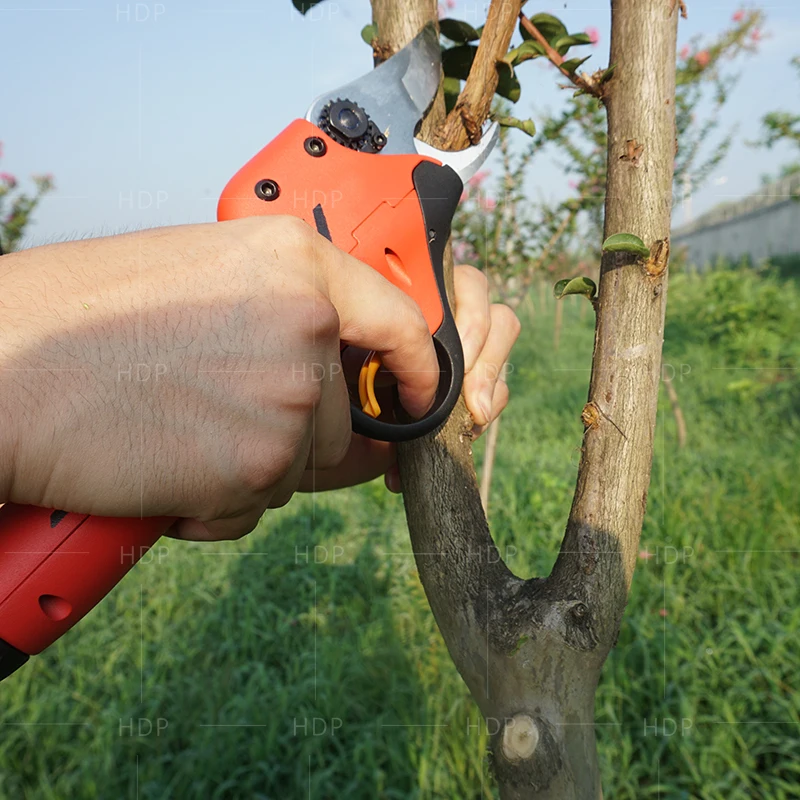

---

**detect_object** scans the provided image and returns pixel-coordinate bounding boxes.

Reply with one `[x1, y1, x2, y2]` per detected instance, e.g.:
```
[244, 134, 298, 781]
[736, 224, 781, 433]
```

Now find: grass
[1, 269, 799, 799]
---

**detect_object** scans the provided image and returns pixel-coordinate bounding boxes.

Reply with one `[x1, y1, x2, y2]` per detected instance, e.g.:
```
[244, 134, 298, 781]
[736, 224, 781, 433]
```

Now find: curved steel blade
[414, 121, 500, 184]
[305, 23, 440, 156]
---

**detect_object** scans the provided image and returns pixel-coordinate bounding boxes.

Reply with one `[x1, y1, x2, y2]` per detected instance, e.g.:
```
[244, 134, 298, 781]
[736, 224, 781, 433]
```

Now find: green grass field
[2, 266, 799, 799]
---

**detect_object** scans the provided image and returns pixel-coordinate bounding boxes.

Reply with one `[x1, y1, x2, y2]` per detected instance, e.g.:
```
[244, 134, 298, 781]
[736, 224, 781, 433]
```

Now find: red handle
[0, 503, 173, 669]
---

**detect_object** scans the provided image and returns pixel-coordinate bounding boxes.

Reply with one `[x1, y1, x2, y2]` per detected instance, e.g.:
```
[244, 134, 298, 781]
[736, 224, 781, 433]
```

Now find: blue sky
[2, 0, 798, 246]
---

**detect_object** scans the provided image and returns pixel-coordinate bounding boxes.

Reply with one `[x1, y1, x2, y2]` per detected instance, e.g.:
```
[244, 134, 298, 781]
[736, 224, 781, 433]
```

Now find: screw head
[304, 137, 327, 157]
[255, 179, 280, 201]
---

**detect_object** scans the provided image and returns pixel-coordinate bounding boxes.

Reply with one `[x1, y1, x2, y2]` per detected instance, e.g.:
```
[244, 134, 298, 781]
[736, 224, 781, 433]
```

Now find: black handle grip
[351, 160, 465, 443]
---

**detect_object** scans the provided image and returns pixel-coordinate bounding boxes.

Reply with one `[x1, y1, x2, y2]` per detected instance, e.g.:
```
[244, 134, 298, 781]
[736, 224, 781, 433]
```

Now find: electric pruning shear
[0, 25, 498, 681]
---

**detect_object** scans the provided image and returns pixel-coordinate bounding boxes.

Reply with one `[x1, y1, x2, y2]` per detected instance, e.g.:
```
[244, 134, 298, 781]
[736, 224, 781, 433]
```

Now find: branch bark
[372, 1, 679, 796]
[435, 0, 522, 149]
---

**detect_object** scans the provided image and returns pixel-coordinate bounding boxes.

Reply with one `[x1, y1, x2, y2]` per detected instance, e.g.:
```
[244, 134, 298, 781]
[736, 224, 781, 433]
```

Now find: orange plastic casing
[217, 119, 444, 334]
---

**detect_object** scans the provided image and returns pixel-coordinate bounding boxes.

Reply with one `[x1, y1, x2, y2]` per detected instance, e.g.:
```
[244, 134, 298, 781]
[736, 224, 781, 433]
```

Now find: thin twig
[518, 12, 604, 99]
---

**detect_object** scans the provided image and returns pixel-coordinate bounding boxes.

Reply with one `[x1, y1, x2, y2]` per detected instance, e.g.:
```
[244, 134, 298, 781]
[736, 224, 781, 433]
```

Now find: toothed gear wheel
[318, 99, 387, 154]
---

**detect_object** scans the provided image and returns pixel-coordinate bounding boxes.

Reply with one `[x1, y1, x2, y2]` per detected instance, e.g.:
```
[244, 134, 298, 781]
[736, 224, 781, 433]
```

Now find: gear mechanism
[318, 99, 387, 154]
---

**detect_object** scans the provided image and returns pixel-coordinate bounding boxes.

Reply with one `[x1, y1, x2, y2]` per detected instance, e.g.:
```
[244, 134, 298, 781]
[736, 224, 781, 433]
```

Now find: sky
[2, 0, 799, 246]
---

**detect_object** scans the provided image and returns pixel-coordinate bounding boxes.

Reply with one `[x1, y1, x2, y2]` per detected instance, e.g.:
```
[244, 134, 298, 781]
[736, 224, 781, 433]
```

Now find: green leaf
[520, 13, 568, 46]
[443, 76, 461, 114]
[442, 44, 477, 81]
[496, 60, 521, 102]
[439, 18, 481, 43]
[554, 276, 597, 300]
[553, 32, 592, 54]
[602, 233, 650, 258]
[599, 63, 617, 83]
[495, 115, 536, 137]
[360, 23, 377, 46]
[561, 55, 591, 75]
[291, 0, 326, 13]
[504, 40, 545, 66]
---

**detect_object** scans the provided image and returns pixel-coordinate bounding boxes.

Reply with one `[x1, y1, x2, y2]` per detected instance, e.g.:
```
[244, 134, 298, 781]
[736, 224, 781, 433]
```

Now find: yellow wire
[358, 351, 382, 418]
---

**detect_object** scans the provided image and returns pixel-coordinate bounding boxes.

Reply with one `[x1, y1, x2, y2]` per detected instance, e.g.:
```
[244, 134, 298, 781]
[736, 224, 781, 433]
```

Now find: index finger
[318, 238, 440, 420]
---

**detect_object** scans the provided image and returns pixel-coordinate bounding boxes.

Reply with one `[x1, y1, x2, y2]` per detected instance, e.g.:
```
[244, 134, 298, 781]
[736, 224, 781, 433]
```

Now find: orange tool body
[0, 25, 498, 681]
[219, 119, 444, 334]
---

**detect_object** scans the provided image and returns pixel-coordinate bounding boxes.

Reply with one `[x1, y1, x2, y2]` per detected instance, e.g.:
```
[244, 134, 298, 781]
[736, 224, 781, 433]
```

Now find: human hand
[300, 264, 521, 494]
[0, 218, 439, 539]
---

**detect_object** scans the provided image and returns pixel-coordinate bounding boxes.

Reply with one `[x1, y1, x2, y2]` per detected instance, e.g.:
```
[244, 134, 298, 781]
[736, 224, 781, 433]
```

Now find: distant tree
[0, 141, 54, 254]
[757, 56, 800, 184]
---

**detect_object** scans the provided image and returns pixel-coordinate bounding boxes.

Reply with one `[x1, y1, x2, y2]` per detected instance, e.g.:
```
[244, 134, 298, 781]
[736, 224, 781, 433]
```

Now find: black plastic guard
[0, 637, 29, 681]
[350, 160, 465, 442]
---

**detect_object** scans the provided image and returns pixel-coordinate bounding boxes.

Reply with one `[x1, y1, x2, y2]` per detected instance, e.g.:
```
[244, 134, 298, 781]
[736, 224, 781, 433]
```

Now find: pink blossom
[695, 50, 710, 68]
[446, 0, 456, 8]
[679, 45, 690, 60]
[751, 28, 761, 42]
[0, 172, 17, 188]
[658, 608, 668, 618]
[568, 179, 578, 190]
[460, 189, 469, 202]
[468, 169, 490, 188]
[585, 26, 600, 45]
[732, 9, 745, 22]
[481, 196, 496, 211]
[452, 240, 469, 262]
[638, 549, 654, 561]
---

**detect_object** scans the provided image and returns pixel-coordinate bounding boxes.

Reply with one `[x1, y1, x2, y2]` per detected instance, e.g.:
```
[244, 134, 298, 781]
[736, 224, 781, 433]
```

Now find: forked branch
[372, 0, 679, 795]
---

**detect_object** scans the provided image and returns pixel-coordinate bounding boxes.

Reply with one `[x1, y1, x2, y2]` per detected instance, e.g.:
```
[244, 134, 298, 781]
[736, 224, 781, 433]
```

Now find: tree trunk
[372, 0, 678, 796]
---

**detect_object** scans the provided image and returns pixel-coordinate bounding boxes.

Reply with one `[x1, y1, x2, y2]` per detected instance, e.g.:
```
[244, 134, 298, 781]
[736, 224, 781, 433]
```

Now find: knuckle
[290, 292, 341, 348]
[468, 265, 490, 293]
[495, 379, 510, 410]
[493, 303, 522, 338]
[232, 435, 294, 496]
[401, 299, 430, 342]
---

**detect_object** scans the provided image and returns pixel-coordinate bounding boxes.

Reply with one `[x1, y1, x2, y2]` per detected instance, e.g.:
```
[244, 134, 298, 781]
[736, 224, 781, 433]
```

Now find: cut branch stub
[502, 714, 540, 761]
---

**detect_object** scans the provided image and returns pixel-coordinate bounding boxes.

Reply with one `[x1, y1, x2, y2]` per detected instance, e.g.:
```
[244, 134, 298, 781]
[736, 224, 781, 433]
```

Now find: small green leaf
[599, 63, 617, 83]
[495, 60, 521, 102]
[439, 18, 481, 43]
[443, 76, 461, 113]
[510, 634, 530, 655]
[504, 40, 545, 66]
[495, 115, 536, 137]
[520, 13, 568, 45]
[561, 55, 591, 75]
[291, 0, 326, 13]
[553, 32, 592, 54]
[602, 233, 650, 258]
[360, 23, 377, 45]
[554, 276, 597, 301]
[442, 44, 477, 81]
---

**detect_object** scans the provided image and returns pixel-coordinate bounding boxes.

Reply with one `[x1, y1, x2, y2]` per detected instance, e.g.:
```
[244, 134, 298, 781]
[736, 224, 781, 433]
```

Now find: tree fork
[371, 0, 679, 795]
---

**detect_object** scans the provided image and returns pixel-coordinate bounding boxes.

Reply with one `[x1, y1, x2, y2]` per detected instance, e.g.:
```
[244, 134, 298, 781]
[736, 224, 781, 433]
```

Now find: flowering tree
[0, 142, 54, 254]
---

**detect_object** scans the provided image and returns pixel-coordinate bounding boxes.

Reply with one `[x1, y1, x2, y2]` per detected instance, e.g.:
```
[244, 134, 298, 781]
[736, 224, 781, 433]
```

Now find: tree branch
[435, 0, 523, 149]
[518, 12, 604, 99]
